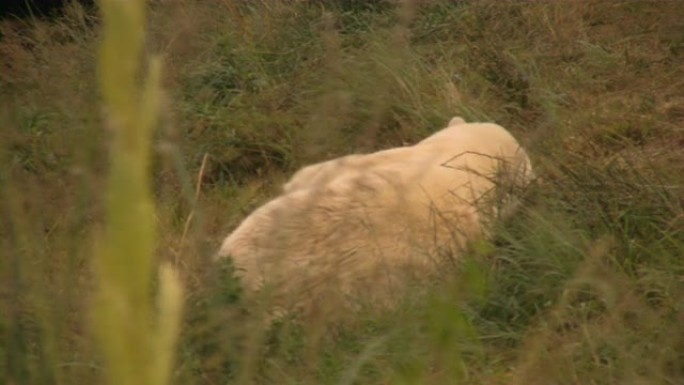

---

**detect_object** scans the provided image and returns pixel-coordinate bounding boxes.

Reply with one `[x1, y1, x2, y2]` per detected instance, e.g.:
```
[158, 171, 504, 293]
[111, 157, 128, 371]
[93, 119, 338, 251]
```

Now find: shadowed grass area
[1, 1, 683, 384]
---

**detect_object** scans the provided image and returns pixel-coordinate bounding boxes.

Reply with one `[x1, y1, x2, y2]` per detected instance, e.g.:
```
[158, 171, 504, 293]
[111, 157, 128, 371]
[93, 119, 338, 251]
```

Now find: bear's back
[217, 117, 534, 319]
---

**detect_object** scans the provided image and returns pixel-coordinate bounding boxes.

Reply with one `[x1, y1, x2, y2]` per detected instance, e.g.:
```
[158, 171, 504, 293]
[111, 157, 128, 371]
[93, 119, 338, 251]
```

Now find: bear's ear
[448, 117, 466, 126]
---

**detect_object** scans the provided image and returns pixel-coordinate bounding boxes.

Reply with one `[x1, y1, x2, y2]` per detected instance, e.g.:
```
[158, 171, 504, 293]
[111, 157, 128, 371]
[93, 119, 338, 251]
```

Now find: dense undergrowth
[1, 1, 683, 384]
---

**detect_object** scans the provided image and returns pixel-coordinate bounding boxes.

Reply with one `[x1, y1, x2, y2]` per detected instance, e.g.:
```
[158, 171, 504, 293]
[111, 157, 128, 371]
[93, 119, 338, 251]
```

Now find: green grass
[1, 1, 683, 384]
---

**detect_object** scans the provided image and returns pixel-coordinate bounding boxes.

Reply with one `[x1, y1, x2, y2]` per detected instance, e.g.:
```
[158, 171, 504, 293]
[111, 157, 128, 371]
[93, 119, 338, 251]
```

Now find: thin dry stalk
[179, 152, 209, 260]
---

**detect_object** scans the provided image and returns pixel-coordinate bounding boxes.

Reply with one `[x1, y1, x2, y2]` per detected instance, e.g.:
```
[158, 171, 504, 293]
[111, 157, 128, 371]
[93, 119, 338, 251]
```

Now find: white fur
[218, 117, 534, 317]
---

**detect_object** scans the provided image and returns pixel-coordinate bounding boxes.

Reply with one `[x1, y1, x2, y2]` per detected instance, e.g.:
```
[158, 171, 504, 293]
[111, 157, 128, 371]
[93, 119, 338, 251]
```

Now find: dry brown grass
[1, 1, 683, 384]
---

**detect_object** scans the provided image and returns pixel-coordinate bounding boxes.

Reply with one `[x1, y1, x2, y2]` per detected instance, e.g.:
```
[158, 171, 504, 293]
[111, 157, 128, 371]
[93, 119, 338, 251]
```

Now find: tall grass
[1, 1, 683, 384]
[93, 0, 183, 385]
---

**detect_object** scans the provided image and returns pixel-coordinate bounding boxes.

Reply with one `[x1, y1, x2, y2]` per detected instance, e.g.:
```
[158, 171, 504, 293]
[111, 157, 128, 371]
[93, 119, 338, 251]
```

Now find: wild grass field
[1, 1, 683, 384]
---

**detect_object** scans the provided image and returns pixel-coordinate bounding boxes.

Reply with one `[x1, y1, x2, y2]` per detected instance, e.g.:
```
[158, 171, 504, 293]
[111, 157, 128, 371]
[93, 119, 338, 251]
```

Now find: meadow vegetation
[1, 1, 683, 384]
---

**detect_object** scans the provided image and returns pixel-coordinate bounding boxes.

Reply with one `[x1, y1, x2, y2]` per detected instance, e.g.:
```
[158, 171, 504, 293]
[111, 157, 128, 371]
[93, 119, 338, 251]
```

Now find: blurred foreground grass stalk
[93, 1, 183, 385]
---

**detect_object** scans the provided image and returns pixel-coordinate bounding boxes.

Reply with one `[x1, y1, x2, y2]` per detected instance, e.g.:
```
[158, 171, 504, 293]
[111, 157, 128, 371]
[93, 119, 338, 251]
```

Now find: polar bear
[217, 117, 534, 319]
